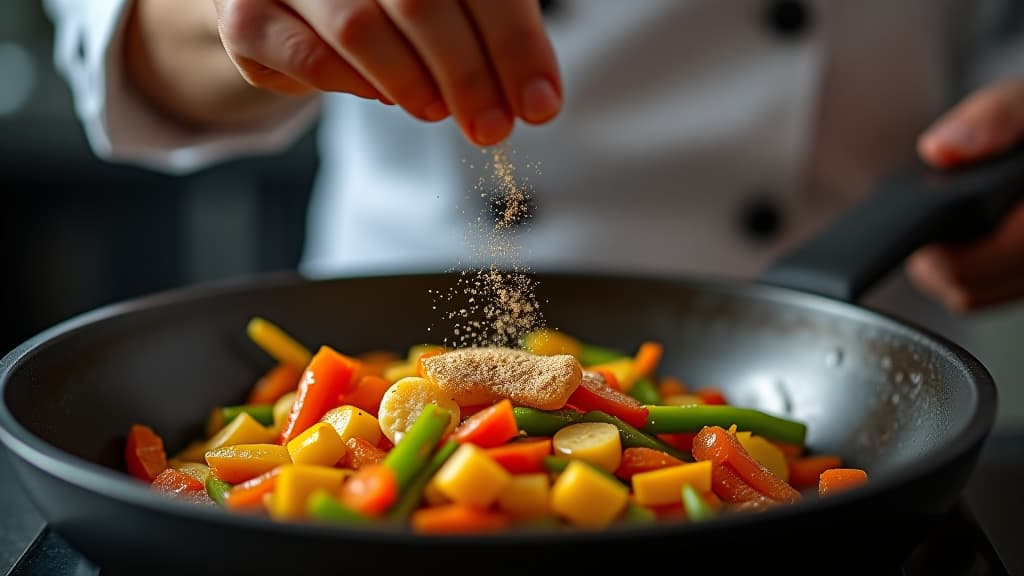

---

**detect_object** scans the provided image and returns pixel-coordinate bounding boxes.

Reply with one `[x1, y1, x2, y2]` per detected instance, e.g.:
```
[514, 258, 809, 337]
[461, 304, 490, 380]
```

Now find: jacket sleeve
[41, 0, 321, 175]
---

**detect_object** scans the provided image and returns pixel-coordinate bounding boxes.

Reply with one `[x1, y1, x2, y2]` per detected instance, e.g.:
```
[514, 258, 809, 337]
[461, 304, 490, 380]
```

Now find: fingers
[214, 0, 382, 99]
[917, 79, 1024, 168]
[462, 0, 561, 124]
[907, 200, 1024, 311]
[378, 0, 512, 145]
[283, 0, 447, 121]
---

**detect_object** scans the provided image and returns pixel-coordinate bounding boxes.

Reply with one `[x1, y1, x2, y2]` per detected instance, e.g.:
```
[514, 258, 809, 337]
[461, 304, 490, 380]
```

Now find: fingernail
[423, 100, 449, 122]
[924, 121, 977, 154]
[471, 107, 513, 145]
[520, 77, 560, 123]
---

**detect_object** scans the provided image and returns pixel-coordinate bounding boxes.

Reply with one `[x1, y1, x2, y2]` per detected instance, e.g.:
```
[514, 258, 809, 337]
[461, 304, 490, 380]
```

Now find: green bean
[628, 377, 662, 405]
[625, 502, 656, 523]
[204, 475, 232, 507]
[383, 404, 450, 491]
[221, 404, 275, 427]
[643, 405, 806, 446]
[388, 440, 458, 520]
[682, 484, 715, 522]
[513, 407, 583, 437]
[579, 344, 628, 367]
[307, 490, 369, 523]
[542, 455, 570, 475]
[580, 411, 692, 462]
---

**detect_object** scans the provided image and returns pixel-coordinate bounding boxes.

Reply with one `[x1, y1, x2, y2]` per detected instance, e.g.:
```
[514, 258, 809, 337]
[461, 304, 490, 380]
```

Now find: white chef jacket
[42, 0, 1024, 426]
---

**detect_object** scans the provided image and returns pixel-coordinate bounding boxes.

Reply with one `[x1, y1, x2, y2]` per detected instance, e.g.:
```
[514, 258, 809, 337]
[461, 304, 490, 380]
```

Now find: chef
[42, 0, 1024, 387]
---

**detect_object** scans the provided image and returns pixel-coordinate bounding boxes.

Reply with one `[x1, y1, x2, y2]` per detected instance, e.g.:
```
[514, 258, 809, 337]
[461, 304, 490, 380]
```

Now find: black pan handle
[761, 145, 1024, 302]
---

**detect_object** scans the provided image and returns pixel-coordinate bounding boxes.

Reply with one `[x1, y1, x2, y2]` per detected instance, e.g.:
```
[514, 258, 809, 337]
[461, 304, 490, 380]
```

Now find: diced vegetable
[339, 375, 391, 416]
[225, 467, 281, 510]
[580, 411, 691, 462]
[614, 447, 685, 481]
[522, 328, 583, 358]
[320, 405, 382, 445]
[337, 464, 398, 516]
[497, 473, 550, 520]
[644, 405, 807, 446]
[270, 465, 348, 520]
[286, 422, 347, 467]
[205, 443, 291, 483]
[152, 468, 204, 494]
[125, 424, 167, 482]
[625, 502, 657, 523]
[171, 461, 212, 485]
[389, 440, 458, 520]
[552, 422, 623, 473]
[432, 443, 511, 508]
[411, 503, 509, 534]
[681, 483, 715, 521]
[485, 438, 552, 474]
[173, 440, 210, 464]
[207, 404, 275, 436]
[277, 346, 360, 444]
[207, 412, 275, 450]
[339, 437, 388, 469]
[543, 455, 570, 475]
[585, 358, 637, 393]
[691, 426, 800, 503]
[658, 377, 686, 398]
[377, 376, 460, 445]
[578, 344, 627, 367]
[628, 377, 662, 405]
[632, 461, 712, 507]
[450, 399, 520, 448]
[513, 407, 582, 437]
[708, 461, 773, 505]
[568, 373, 649, 428]
[632, 342, 663, 378]
[205, 475, 232, 506]
[246, 317, 312, 369]
[550, 460, 629, 528]
[735, 431, 789, 482]
[269, 391, 297, 437]
[818, 468, 868, 496]
[383, 403, 451, 491]
[788, 455, 843, 490]
[307, 490, 370, 523]
[248, 363, 302, 405]
[694, 389, 728, 405]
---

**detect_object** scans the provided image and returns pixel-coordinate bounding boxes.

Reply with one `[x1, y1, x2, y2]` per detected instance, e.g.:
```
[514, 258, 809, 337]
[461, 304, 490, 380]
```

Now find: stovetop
[3, 436, 1021, 576]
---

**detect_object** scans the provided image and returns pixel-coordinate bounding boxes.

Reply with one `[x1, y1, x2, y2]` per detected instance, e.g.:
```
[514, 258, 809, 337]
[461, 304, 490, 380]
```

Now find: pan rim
[0, 268, 998, 544]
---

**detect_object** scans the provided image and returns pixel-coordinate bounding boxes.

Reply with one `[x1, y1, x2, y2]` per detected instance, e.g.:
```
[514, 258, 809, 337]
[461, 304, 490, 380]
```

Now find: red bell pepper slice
[151, 468, 203, 494]
[484, 438, 552, 474]
[568, 372, 649, 429]
[450, 399, 519, 448]
[125, 424, 168, 482]
[277, 345, 359, 444]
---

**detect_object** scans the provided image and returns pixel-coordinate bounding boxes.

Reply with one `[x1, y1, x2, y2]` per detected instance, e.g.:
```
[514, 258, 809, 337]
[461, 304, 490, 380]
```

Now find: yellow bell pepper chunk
[383, 361, 417, 383]
[205, 443, 291, 483]
[632, 460, 712, 507]
[268, 391, 297, 437]
[173, 440, 210, 463]
[735, 431, 789, 482]
[497, 473, 550, 521]
[433, 443, 510, 509]
[588, 357, 639, 392]
[552, 422, 623, 473]
[207, 412, 274, 450]
[522, 328, 583, 358]
[320, 406, 382, 446]
[270, 465, 348, 520]
[171, 461, 211, 485]
[286, 422, 347, 467]
[550, 460, 628, 528]
[246, 317, 312, 369]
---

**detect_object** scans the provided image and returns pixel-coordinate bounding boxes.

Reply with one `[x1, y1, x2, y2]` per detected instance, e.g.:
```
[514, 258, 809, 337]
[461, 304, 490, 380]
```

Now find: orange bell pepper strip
[818, 468, 868, 496]
[411, 503, 509, 534]
[339, 437, 388, 470]
[692, 425, 800, 504]
[248, 364, 302, 405]
[225, 467, 282, 510]
[338, 464, 398, 516]
[567, 372, 649, 429]
[632, 341, 663, 377]
[788, 455, 843, 490]
[125, 424, 168, 482]
[277, 346, 359, 444]
[484, 438, 552, 474]
[450, 399, 519, 448]
[339, 375, 391, 417]
[614, 447, 686, 481]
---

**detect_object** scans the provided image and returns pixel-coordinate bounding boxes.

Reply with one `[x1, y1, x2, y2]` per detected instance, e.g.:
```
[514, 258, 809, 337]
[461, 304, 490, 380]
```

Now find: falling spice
[429, 144, 546, 348]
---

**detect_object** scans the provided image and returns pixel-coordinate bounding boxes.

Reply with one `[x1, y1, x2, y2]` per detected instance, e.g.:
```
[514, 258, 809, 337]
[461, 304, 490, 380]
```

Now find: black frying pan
[1, 149, 1022, 575]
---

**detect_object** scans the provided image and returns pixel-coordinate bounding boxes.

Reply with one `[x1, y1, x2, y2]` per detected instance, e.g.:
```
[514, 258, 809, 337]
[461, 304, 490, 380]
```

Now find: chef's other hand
[909, 79, 1024, 312]
[212, 0, 561, 145]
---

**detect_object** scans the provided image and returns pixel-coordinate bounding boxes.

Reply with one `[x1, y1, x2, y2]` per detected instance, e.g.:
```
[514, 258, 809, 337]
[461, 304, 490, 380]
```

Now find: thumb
[917, 79, 1024, 169]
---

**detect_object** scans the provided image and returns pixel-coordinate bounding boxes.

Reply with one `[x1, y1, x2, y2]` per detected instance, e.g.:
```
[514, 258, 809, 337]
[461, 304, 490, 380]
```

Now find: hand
[211, 0, 562, 145]
[908, 79, 1024, 312]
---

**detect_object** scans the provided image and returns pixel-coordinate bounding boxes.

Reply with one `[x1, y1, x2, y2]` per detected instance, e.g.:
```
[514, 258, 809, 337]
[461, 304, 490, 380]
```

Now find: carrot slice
[411, 503, 509, 534]
[125, 424, 168, 482]
[709, 462, 772, 505]
[614, 447, 685, 481]
[788, 455, 843, 490]
[338, 464, 398, 516]
[339, 437, 388, 470]
[225, 467, 282, 510]
[692, 425, 800, 503]
[450, 399, 519, 448]
[340, 375, 391, 417]
[818, 468, 868, 496]
[485, 438, 552, 474]
[278, 346, 359, 444]
[248, 364, 302, 405]
[632, 341, 663, 377]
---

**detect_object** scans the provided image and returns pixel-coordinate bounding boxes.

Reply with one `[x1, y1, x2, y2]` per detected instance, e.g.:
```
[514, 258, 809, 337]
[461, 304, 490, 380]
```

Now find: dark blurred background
[0, 1, 318, 357]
